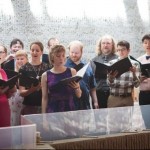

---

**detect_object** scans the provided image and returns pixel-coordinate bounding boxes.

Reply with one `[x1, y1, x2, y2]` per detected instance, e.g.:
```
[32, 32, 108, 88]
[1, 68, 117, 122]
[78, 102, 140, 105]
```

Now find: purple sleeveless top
[47, 68, 75, 112]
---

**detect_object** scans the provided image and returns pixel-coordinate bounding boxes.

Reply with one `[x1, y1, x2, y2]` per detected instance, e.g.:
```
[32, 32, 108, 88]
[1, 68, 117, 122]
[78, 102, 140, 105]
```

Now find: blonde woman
[9, 50, 28, 126]
[15, 50, 28, 72]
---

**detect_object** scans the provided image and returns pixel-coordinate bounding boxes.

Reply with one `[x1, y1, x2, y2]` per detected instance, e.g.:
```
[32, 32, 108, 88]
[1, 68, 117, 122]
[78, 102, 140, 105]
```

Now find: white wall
[0, 0, 150, 60]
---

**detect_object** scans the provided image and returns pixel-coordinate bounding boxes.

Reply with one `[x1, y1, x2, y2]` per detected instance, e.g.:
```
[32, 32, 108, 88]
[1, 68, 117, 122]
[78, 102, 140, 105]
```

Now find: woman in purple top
[41, 45, 82, 113]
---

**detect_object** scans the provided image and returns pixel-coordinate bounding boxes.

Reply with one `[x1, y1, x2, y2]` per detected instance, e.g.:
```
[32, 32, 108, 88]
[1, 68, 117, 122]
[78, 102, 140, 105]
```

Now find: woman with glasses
[0, 45, 7, 67]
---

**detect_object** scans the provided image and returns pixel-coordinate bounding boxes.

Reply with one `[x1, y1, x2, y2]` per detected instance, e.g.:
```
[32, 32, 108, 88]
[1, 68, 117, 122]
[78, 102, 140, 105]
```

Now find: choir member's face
[69, 45, 82, 63]
[30, 44, 43, 61]
[48, 39, 59, 50]
[0, 46, 7, 64]
[10, 42, 23, 54]
[100, 38, 113, 55]
[16, 55, 28, 68]
[53, 52, 66, 66]
[142, 39, 150, 55]
[116, 45, 130, 59]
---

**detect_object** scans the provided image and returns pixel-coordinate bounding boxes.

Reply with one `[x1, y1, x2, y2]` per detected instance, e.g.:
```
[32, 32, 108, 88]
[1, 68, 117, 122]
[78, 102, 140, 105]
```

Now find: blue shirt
[65, 58, 96, 110]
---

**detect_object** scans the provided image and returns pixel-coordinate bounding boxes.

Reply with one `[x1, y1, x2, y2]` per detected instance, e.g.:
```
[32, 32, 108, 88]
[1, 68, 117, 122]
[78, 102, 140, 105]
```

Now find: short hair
[47, 38, 59, 47]
[10, 38, 24, 49]
[49, 45, 66, 64]
[117, 40, 130, 50]
[96, 35, 116, 55]
[0, 45, 7, 54]
[30, 41, 44, 52]
[68, 40, 84, 53]
[15, 50, 28, 59]
[142, 34, 150, 42]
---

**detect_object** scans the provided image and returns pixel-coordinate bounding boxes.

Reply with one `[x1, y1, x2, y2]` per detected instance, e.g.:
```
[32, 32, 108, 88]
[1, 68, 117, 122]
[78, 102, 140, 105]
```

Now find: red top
[0, 68, 10, 127]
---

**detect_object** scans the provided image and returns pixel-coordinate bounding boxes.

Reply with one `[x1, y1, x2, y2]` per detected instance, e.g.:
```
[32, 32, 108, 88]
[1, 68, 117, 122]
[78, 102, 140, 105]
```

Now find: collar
[66, 58, 85, 66]
[146, 55, 150, 60]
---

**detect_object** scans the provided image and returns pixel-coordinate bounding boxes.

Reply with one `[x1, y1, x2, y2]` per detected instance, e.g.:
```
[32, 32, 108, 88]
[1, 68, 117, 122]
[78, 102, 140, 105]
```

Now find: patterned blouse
[19, 62, 49, 106]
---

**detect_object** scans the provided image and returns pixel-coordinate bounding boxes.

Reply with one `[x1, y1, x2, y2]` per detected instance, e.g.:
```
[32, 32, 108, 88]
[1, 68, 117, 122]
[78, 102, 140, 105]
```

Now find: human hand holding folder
[129, 55, 150, 78]
[51, 63, 89, 89]
[0, 74, 19, 89]
[4, 69, 41, 88]
[107, 70, 118, 82]
[141, 63, 150, 78]
[60, 62, 89, 85]
[94, 57, 132, 79]
[19, 74, 41, 88]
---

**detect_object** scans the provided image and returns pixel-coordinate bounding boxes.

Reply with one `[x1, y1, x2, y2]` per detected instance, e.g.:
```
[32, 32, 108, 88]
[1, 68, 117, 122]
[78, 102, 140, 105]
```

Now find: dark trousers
[139, 91, 150, 129]
[95, 90, 110, 108]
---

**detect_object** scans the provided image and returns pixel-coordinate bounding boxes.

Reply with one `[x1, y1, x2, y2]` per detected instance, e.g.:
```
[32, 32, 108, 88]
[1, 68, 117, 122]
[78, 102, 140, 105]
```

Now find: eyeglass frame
[0, 51, 6, 54]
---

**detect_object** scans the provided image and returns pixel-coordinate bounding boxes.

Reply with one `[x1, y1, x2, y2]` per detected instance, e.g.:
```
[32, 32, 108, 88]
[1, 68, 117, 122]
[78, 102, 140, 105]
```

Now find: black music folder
[1, 69, 41, 88]
[73, 63, 84, 71]
[4, 69, 19, 79]
[52, 63, 89, 89]
[0, 61, 6, 69]
[141, 63, 150, 77]
[0, 75, 19, 88]
[2, 59, 15, 72]
[129, 56, 150, 77]
[60, 63, 89, 84]
[94, 57, 132, 78]
[19, 74, 41, 88]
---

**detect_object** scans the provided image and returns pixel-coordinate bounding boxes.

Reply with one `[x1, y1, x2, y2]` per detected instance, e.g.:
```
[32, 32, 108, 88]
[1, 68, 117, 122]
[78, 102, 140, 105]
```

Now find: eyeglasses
[116, 48, 127, 52]
[0, 51, 6, 54]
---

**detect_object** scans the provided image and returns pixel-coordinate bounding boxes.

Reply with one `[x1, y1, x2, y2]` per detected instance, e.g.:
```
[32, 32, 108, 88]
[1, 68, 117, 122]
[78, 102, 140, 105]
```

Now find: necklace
[31, 63, 42, 80]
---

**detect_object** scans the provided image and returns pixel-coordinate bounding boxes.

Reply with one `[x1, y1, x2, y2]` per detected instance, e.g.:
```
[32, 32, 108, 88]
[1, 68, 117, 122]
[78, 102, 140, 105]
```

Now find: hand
[36, 83, 41, 91]
[94, 102, 99, 109]
[0, 86, 9, 95]
[6, 86, 17, 98]
[129, 66, 136, 73]
[68, 81, 80, 90]
[140, 75, 147, 82]
[108, 70, 118, 82]
[30, 83, 41, 93]
[5, 54, 15, 61]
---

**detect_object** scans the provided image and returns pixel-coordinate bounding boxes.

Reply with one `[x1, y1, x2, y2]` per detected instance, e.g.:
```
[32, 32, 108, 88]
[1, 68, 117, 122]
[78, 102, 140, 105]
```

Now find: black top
[42, 53, 53, 68]
[2, 59, 15, 75]
[19, 62, 49, 106]
[91, 53, 118, 91]
[42, 54, 49, 64]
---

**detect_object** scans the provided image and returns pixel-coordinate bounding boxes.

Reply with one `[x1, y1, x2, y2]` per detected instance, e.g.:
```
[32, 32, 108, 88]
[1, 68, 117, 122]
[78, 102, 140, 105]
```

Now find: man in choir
[137, 34, 150, 129]
[91, 35, 118, 108]
[65, 40, 99, 110]
[107, 40, 140, 107]
[2, 38, 24, 72]
[137, 34, 150, 105]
